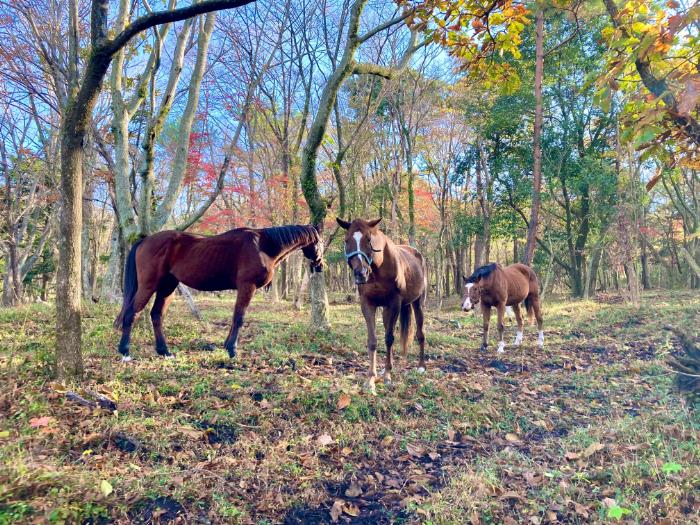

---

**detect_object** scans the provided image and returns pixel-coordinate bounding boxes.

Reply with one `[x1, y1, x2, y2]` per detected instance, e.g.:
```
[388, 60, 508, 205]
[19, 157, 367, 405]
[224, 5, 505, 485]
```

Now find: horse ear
[368, 218, 382, 228]
[336, 218, 351, 229]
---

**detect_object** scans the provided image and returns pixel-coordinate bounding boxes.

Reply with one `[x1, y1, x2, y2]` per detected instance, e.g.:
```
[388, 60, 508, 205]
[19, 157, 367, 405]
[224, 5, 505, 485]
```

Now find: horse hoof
[164, 354, 175, 360]
[417, 366, 426, 374]
[365, 380, 377, 396]
[497, 342, 505, 354]
[121, 355, 132, 363]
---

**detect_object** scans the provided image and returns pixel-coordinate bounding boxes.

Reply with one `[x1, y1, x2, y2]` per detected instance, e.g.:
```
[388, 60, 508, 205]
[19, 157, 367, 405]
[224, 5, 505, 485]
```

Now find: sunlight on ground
[0, 291, 698, 524]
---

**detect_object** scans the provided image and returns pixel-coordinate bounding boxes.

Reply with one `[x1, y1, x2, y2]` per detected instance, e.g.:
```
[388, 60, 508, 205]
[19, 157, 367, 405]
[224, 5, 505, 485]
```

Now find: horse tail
[524, 265, 539, 324]
[114, 236, 146, 330]
[524, 296, 535, 323]
[399, 302, 414, 358]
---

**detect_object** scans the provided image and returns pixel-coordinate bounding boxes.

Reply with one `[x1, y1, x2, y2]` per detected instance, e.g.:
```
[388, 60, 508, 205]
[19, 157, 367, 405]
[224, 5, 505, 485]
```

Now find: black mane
[466, 263, 498, 283]
[259, 224, 318, 257]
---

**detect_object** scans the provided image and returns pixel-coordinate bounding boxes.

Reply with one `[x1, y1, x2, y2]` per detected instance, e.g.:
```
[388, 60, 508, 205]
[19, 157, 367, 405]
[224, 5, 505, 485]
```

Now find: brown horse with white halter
[337, 218, 427, 394]
[461, 263, 544, 353]
[114, 225, 323, 361]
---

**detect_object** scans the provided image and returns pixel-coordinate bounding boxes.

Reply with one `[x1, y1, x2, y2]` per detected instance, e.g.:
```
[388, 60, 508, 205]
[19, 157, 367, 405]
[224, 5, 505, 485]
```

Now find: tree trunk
[178, 284, 202, 321]
[523, 7, 544, 265]
[294, 268, 309, 310]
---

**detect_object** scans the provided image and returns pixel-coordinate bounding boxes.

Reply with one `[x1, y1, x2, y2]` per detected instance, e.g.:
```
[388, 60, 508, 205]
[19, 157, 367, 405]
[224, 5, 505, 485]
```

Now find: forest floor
[0, 290, 699, 524]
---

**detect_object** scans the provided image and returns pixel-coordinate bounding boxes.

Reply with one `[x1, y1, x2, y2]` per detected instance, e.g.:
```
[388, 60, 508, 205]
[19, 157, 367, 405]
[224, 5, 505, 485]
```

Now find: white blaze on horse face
[538, 331, 544, 348]
[462, 283, 474, 310]
[353, 231, 362, 254]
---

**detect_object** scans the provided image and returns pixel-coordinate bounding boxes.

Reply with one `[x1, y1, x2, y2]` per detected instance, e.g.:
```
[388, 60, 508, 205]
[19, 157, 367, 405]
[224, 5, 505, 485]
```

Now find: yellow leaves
[631, 21, 650, 34]
[99, 479, 113, 498]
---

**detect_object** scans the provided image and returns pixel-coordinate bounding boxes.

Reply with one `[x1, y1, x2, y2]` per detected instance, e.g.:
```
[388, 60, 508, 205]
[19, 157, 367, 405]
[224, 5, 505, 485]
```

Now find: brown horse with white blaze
[114, 224, 323, 361]
[461, 263, 544, 353]
[337, 218, 427, 394]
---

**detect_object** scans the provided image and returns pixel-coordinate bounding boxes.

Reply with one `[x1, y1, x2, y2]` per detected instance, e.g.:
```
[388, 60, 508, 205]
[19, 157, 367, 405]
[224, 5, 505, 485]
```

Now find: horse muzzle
[354, 269, 369, 285]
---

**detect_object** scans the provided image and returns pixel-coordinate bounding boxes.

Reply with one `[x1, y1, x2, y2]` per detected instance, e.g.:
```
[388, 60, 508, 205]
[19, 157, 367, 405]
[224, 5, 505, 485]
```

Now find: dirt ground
[1, 290, 698, 524]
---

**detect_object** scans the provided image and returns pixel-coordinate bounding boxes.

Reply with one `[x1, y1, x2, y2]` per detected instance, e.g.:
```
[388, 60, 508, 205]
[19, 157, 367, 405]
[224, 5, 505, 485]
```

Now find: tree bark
[523, 7, 544, 266]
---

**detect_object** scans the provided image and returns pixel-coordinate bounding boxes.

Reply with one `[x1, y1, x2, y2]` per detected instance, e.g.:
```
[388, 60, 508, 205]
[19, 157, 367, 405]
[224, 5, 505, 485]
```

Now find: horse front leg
[224, 283, 256, 358]
[360, 299, 378, 395]
[495, 303, 506, 354]
[480, 304, 491, 351]
[381, 301, 401, 388]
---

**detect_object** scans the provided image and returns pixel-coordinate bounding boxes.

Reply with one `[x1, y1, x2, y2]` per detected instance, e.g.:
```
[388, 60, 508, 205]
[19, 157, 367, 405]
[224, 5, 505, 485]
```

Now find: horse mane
[466, 263, 498, 283]
[258, 224, 318, 257]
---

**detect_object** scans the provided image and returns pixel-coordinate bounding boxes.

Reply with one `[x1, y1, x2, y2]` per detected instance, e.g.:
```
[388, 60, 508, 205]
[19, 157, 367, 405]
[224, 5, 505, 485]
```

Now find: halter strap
[345, 249, 373, 266]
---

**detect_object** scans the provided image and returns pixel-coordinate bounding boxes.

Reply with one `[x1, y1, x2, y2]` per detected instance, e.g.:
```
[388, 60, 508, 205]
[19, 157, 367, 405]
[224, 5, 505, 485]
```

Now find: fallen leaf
[505, 433, 521, 443]
[30, 416, 52, 428]
[345, 482, 362, 498]
[330, 500, 343, 522]
[428, 452, 441, 461]
[177, 426, 203, 439]
[343, 503, 360, 517]
[0, 431, 10, 439]
[500, 491, 525, 501]
[601, 497, 617, 509]
[583, 442, 604, 458]
[100, 480, 113, 497]
[406, 443, 424, 457]
[565, 451, 580, 461]
[336, 393, 351, 410]
[381, 435, 393, 446]
[317, 433, 333, 446]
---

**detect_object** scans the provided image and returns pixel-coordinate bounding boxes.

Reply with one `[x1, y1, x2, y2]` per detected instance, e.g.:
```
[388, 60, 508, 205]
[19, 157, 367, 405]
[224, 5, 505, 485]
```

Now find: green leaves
[662, 461, 682, 475]
[606, 504, 632, 520]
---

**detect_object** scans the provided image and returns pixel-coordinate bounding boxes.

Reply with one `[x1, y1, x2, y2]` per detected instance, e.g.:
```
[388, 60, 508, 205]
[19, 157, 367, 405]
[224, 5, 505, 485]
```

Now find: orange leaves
[336, 393, 351, 410]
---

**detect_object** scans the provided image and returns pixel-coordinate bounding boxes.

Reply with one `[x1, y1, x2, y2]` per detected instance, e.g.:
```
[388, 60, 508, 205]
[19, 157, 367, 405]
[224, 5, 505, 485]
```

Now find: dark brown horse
[461, 263, 544, 353]
[114, 225, 323, 361]
[337, 218, 427, 394]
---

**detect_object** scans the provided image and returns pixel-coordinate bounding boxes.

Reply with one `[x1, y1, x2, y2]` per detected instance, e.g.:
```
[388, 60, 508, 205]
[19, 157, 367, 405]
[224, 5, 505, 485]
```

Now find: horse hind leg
[412, 298, 427, 373]
[150, 275, 179, 358]
[224, 282, 256, 358]
[119, 284, 157, 362]
[398, 303, 413, 360]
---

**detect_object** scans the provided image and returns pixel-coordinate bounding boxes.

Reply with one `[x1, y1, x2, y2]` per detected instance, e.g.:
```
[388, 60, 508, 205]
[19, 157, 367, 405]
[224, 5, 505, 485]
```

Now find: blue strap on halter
[345, 249, 373, 266]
